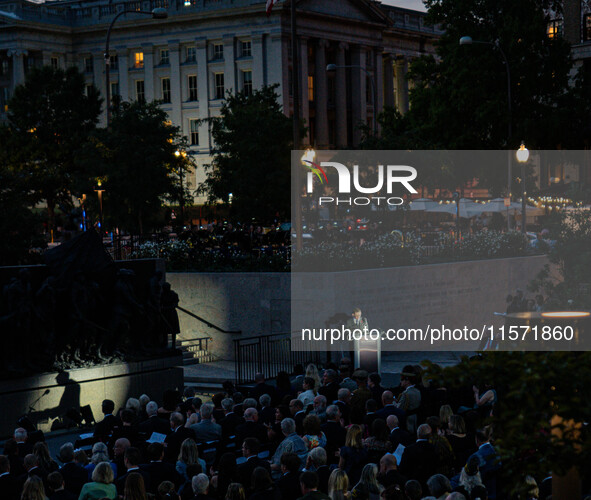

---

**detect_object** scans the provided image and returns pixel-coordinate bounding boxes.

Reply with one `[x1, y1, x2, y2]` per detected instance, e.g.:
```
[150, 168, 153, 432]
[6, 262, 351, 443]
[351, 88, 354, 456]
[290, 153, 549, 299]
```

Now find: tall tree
[199, 85, 294, 222]
[7, 66, 102, 231]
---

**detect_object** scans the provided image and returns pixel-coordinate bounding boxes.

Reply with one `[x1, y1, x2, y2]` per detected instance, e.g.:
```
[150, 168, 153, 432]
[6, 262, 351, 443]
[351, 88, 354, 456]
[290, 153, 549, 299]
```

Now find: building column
[395, 56, 409, 114]
[375, 49, 383, 133]
[93, 53, 106, 125]
[117, 49, 129, 102]
[383, 54, 395, 108]
[252, 33, 265, 90]
[268, 33, 283, 96]
[315, 39, 329, 149]
[169, 41, 182, 127]
[223, 34, 236, 94]
[350, 45, 366, 147]
[335, 42, 348, 148]
[196, 37, 210, 150]
[142, 43, 154, 101]
[7, 49, 27, 88]
[299, 36, 309, 145]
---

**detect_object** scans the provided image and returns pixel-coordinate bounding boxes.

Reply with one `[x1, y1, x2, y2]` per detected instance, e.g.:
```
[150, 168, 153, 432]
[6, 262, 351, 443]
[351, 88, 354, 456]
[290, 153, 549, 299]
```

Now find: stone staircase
[176, 336, 216, 366]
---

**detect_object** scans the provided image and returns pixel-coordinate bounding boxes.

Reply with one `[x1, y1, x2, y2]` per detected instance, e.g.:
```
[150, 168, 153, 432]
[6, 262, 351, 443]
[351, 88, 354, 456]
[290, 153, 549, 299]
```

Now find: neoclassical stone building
[0, 0, 440, 199]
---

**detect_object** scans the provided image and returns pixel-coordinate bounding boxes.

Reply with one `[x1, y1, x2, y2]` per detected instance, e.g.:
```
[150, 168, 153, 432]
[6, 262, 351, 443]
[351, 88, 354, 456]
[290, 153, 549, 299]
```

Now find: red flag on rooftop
[266, 0, 279, 16]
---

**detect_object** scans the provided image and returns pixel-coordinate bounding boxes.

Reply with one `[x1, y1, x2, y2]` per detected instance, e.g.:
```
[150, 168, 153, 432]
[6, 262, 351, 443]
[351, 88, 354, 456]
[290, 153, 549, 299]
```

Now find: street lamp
[516, 141, 529, 234]
[175, 150, 187, 228]
[460, 35, 512, 230]
[94, 179, 105, 231]
[104, 7, 168, 126]
[326, 63, 377, 135]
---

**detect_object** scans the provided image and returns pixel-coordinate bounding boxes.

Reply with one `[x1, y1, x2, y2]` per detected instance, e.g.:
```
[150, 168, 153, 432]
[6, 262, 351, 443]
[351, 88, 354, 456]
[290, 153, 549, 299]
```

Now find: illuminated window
[215, 73, 225, 99]
[160, 49, 169, 65]
[241, 41, 252, 57]
[188, 75, 198, 101]
[585, 14, 591, 41]
[213, 43, 224, 60]
[134, 52, 144, 69]
[242, 70, 252, 97]
[308, 75, 314, 102]
[547, 19, 563, 39]
[136, 80, 145, 102]
[186, 47, 196, 63]
[189, 119, 199, 145]
[162, 77, 171, 103]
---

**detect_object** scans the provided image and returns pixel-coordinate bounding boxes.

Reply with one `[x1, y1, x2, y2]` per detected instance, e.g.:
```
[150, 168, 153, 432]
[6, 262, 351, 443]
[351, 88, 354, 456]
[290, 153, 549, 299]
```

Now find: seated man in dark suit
[47, 471, 77, 500]
[14, 428, 33, 458]
[289, 399, 306, 435]
[94, 399, 121, 443]
[164, 412, 196, 463]
[258, 394, 276, 427]
[320, 405, 346, 465]
[376, 391, 406, 428]
[0, 454, 20, 500]
[141, 442, 183, 494]
[138, 401, 171, 438]
[235, 408, 268, 447]
[318, 369, 340, 404]
[108, 409, 140, 454]
[398, 424, 437, 492]
[469, 428, 501, 499]
[220, 398, 245, 442]
[116, 447, 151, 494]
[190, 403, 222, 444]
[18, 453, 48, 491]
[236, 438, 271, 495]
[305, 447, 330, 494]
[377, 453, 407, 490]
[276, 452, 302, 500]
[57, 444, 87, 496]
[386, 415, 413, 450]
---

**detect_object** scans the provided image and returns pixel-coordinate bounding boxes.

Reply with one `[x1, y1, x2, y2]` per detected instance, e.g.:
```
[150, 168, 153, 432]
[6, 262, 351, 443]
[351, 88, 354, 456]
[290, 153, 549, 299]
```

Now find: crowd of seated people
[1, 359, 551, 500]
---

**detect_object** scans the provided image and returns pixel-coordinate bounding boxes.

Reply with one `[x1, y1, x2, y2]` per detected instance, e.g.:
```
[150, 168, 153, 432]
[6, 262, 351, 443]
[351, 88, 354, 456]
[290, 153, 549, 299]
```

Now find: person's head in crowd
[0, 454, 9, 474]
[369, 373, 382, 390]
[358, 463, 381, 493]
[439, 405, 453, 428]
[139, 394, 150, 410]
[125, 471, 147, 500]
[339, 365, 352, 381]
[222, 398, 234, 414]
[191, 397, 203, 413]
[251, 466, 273, 492]
[459, 456, 483, 494]
[90, 442, 110, 465]
[328, 468, 349, 499]
[475, 428, 491, 446]
[345, 424, 363, 448]
[400, 365, 417, 388]
[366, 399, 378, 414]
[200, 403, 214, 421]
[303, 415, 322, 437]
[326, 405, 341, 423]
[448, 415, 466, 435]
[382, 391, 394, 407]
[386, 415, 399, 432]
[158, 480, 178, 500]
[300, 471, 320, 495]
[303, 377, 317, 395]
[74, 449, 89, 466]
[47, 471, 65, 493]
[281, 418, 297, 436]
[289, 399, 304, 416]
[192, 473, 210, 496]
[427, 474, 451, 498]
[124, 447, 142, 469]
[59, 442, 75, 464]
[212, 393, 225, 410]
[146, 401, 159, 418]
[120, 409, 135, 426]
[113, 438, 131, 458]
[92, 461, 115, 484]
[244, 408, 258, 423]
[126, 397, 140, 415]
[243, 398, 258, 411]
[275, 405, 291, 423]
[337, 388, 351, 404]
[307, 446, 327, 469]
[260, 394, 272, 408]
[242, 437, 260, 458]
[306, 364, 320, 388]
[352, 370, 368, 388]
[147, 442, 165, 462]
[276, 371, 293, 392]
[33, 442, 55, 471]
[370, 419, 389, 442]
[280, 452, 301, 474]
[323, 369, 337, 386]
[179, 438, 200, 465]
[170, 411, 184, 431]
[417, 423, 432, 440]
[254, 373, 266, 385]
[14, 427, 28, 443]
[225, 483, 246, 500]
[379, 453, 397, 474]
[404, 480, 422, 500]
[426, 416, 441, 435]
[313, 395, 327, 412]
[184, 387, 196, 400]
[380, 484, 405, 500]
[233, 392, 244, 404]
[23, 454, 39, 472]
[524, 475, 539, 499]
[101, 399, 115, 416]
[21, 475, 46, 500]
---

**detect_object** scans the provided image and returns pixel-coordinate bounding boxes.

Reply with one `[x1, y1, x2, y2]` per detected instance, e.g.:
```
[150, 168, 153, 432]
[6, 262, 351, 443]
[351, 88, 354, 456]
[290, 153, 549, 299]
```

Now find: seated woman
[302, 415, 327, 450]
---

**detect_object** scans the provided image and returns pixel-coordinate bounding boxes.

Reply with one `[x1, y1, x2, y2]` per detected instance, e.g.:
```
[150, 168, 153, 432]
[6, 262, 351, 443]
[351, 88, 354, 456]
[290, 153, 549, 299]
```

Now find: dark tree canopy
[199, 85, 294, 223]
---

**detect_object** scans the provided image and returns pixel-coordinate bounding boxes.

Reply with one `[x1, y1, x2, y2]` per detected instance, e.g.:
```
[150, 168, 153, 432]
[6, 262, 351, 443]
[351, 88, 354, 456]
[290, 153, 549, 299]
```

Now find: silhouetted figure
[161, 282, 180, 349]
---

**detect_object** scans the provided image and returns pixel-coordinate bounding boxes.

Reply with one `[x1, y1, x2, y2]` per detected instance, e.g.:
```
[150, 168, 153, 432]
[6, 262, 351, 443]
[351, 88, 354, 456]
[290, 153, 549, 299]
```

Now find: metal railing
[177, 306, 241, 335]
[233, 333, 326, 385]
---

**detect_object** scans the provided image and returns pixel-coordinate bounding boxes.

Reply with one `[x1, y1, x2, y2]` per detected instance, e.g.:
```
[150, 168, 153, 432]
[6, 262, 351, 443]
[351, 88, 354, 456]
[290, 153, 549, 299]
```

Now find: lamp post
[104, 7, 168, 126]
[175, 150, 187, 228]
[459, 36, 512, 230]
[94, 179, 105, 231]
[516, 142, 529, 234]
[326, 63, 377, 136]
